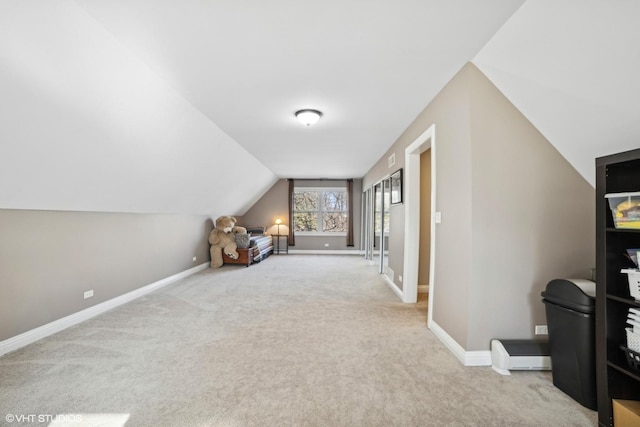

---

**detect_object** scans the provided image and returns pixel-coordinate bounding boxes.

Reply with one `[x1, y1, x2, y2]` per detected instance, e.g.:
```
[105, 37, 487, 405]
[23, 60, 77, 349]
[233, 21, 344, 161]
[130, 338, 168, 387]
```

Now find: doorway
[417, 149, 432, 296]
[403, 124, 436, 328]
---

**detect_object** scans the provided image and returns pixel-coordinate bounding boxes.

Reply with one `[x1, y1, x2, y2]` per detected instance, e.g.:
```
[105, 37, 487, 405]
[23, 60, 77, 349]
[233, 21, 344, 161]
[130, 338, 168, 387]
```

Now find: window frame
[293, 186, 349, 236]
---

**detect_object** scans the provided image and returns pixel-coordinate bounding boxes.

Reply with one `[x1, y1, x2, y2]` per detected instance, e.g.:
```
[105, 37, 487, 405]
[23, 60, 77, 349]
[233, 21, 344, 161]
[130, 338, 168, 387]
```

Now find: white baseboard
[384, 266, 394, 283]
[383, 274, 403, 300]
[0, 262, 209, 357]
[429, 320, 492, 367]
[287, 249, 361, 255]
[464, 350, 492, 366]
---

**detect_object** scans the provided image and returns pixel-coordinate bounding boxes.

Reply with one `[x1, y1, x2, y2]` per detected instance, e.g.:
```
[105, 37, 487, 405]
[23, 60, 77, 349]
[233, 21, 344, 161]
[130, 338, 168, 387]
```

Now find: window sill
[295, 232, 347, 237]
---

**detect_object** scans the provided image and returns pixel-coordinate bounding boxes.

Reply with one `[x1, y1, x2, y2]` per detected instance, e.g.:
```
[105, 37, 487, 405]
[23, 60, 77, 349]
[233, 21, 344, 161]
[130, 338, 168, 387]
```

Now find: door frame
[402, 124, 436, 327]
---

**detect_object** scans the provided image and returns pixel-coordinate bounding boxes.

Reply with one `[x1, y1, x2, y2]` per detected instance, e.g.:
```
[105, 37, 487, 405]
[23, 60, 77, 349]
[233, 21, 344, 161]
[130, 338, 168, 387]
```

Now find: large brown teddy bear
[209, 216, 240, 268]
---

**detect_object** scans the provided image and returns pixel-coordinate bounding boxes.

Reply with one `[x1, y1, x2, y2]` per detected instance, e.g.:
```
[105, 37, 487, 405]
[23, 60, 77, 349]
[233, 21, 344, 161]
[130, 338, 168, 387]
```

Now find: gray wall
[466, 65, 595, 348]
[418, 150, 432, 288]
[0, 209, 212, 341]
[241, 179, 362, 251]
[239, 179, 289, 231]
[0, 0, 276, 345]
[362, 62, 595, 351]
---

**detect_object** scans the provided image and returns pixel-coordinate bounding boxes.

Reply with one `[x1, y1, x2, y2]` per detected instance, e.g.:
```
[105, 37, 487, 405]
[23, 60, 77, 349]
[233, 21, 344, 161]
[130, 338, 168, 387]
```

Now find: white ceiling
[75, 0, 526, 179]
[2, 1, 638, 214]
[473, 0, 640, 186]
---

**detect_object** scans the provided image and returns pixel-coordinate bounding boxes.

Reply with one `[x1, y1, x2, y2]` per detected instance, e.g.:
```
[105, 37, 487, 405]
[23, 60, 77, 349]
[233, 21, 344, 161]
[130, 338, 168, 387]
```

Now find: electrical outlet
[535, 325, 548, 335]
[399, 275, 403, 282]
[324, 243, 330, 247]
[192, 256, 197, 262]
[84, 290, 94, 299]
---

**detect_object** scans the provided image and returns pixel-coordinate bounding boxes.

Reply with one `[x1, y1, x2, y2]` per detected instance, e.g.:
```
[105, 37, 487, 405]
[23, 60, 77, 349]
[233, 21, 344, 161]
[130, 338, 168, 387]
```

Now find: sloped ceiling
[0, 0, 278, 215]
[74, 0, 525, 180]
[473, 0, 640, 186]
[1, 1, 637, 215]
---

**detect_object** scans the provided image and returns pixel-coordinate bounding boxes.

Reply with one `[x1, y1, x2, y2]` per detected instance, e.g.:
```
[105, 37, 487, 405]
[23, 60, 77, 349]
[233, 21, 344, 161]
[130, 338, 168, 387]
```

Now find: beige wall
[466, 66, 595, 348]
[363, 62, 595, 351]
[241, 179, 362, 251]
[404, 65, 474, 346]
[0, 209, 212, 341]
[418, 149, 432, 289]
[239, 179, 290, 228]
[364, 65, 473, 344]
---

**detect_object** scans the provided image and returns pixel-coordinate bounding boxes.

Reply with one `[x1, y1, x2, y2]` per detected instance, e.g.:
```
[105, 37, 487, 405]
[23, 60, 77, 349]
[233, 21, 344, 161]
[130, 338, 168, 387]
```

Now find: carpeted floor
[0, 255, 597, 426]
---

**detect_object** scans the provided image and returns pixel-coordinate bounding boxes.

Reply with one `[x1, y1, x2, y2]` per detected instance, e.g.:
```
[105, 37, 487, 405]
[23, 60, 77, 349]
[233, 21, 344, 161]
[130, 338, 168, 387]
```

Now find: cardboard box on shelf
[613, 399, 640, 427]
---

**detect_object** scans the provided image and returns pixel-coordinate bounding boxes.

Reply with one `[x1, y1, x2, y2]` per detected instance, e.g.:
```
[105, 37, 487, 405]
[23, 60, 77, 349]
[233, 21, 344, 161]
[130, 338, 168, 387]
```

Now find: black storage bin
[541, 278, 597, 410]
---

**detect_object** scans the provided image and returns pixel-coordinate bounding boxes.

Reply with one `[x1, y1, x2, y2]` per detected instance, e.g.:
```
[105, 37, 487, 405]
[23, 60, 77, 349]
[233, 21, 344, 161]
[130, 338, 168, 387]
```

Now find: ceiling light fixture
[295, 109, 322, 127]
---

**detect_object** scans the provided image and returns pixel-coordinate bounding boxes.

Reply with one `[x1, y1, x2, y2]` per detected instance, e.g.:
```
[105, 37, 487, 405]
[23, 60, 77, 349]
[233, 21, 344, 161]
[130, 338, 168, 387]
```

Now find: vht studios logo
[5, 413, 83, 424]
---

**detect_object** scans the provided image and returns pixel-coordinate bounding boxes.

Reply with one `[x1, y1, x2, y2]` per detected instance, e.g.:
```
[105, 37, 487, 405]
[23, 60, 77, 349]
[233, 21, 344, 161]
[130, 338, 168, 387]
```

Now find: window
[293, 187, 348, 234]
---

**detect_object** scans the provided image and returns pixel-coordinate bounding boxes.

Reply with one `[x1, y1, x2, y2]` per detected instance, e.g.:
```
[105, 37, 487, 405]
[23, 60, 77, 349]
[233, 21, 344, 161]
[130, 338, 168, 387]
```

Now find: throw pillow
[235, 233, 251, 249]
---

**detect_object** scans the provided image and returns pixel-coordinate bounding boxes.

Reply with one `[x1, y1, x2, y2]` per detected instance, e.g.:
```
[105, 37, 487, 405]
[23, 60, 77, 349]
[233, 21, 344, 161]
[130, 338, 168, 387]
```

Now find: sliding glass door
[361, 188, 374, 262]
[363, 179, 390, 275]
[381, 178, 390, 275]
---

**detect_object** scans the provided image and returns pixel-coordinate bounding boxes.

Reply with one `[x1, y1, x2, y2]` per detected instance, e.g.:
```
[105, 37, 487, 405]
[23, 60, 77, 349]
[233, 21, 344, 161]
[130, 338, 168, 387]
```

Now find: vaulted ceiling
[1, 1, 638, 214]
[474, 1, 640, 186]
[74, 0, 524, 179]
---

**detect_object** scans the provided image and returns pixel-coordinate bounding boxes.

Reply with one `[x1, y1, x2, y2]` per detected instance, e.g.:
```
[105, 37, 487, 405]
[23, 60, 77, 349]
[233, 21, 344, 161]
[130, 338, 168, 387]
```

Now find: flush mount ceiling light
[295, 109, 322, 127]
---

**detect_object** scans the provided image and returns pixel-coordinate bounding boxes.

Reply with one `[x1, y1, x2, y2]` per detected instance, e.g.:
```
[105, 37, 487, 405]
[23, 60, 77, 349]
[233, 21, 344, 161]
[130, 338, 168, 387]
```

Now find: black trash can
[541, 278, 597, 410]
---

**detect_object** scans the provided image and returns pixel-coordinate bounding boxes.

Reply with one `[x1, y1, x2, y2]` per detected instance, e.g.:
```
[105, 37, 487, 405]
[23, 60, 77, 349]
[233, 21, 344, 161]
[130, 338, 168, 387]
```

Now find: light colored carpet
[0, 255, 597, 426]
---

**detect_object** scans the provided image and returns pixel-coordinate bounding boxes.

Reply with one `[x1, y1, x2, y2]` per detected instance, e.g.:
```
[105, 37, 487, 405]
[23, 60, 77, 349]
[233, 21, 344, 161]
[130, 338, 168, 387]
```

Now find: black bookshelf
[595, 148, 640, 426]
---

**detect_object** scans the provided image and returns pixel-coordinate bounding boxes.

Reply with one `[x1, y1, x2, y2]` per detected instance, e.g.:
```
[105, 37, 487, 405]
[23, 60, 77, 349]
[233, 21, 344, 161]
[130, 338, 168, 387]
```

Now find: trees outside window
[293, 188, 348, 234]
